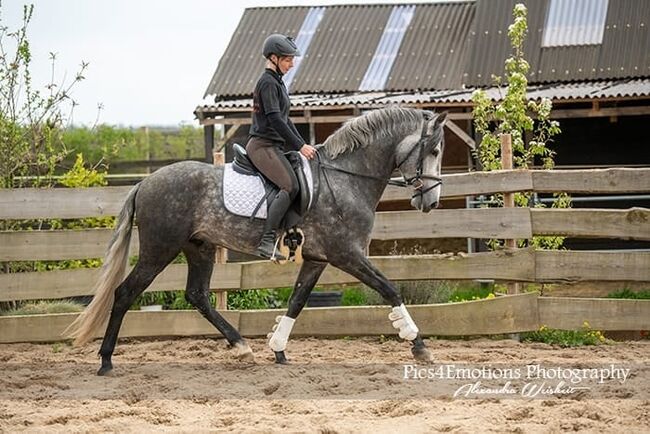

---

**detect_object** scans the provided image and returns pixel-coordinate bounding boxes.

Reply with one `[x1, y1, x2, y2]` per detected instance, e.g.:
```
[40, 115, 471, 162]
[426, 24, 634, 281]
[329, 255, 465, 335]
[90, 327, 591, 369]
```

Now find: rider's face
[276, 56, 295, 74]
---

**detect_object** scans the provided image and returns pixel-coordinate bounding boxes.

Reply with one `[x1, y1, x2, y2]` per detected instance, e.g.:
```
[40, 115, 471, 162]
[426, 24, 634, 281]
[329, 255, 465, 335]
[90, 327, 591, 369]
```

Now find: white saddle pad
[223, 153, 314, 219]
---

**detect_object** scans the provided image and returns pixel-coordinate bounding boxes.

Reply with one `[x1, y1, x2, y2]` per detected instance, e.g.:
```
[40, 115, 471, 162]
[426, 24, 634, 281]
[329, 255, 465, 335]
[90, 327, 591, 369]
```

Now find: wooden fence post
[500, 133, 520, 295]
[213, 151, 228, 310]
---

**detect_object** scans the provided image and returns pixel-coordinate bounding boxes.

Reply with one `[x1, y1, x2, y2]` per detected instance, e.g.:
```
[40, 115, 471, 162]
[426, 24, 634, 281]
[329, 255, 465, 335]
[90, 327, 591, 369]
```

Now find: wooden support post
[306, 109, 316, 145]
[204, 124, 215, 164]
[212, 151, 228, 310]
[500, 133, 520, 295]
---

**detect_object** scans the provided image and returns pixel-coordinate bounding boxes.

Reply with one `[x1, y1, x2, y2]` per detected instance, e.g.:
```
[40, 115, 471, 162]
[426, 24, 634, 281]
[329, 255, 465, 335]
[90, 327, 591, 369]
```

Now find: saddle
[224, 143, 314, 262]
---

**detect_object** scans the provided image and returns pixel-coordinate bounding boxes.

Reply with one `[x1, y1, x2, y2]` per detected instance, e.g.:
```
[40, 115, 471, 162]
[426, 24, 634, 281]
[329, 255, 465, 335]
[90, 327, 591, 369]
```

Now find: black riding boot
[257, 190, 291, 260]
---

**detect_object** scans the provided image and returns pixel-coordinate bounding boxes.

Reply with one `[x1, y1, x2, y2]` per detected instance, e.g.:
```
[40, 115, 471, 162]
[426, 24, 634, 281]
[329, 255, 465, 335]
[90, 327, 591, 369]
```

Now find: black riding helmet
[263, 34, 301, 59]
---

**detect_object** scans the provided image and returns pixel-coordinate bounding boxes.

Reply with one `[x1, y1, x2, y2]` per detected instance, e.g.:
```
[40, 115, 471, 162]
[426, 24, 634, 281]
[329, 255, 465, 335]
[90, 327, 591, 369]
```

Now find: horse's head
[395, 111, 446, 213]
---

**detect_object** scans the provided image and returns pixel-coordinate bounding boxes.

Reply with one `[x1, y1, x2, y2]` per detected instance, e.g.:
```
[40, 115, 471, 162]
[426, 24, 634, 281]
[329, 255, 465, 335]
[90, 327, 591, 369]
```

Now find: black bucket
[307, 291, 342, 307]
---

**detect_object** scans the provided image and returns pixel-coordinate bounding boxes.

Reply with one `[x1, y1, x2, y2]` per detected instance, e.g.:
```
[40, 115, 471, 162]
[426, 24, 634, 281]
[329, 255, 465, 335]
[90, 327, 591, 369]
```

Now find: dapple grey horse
[65, 106, 447, 375]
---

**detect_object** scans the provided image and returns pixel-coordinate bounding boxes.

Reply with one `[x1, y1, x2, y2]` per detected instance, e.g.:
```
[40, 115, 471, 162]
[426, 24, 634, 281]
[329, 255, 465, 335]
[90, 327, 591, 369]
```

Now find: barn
[195, 0, 650, 251]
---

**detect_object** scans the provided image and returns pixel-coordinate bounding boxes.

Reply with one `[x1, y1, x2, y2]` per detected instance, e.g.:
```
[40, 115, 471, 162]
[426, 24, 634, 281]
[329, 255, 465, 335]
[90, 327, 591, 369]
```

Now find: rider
[246, 33, 317, 260]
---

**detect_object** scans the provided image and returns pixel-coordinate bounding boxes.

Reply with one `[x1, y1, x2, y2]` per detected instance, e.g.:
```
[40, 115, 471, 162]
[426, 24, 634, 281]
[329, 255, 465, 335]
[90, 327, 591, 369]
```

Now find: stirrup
[256, 234, 286, 262]
[278, 228, 305, 264]
[270, 236, 286, 264]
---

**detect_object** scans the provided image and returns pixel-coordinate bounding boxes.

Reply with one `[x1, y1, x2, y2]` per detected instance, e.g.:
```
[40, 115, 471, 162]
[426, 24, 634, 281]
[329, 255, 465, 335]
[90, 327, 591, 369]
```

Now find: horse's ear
[434, 111, 448, 127]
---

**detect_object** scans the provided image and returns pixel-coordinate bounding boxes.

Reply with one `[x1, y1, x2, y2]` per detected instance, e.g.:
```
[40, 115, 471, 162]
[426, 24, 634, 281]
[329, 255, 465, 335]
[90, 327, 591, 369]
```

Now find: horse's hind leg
[330, 253, 432, 362]
[268, 260, 327, 364]
[98, 256, 176, 376]
[183, 241, 253, 362]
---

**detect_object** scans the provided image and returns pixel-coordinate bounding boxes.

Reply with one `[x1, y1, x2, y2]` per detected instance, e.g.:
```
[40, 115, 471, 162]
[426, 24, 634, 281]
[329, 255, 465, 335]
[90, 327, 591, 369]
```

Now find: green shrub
[228, 289, 277, 310]
[522, 322, 608, 347]
[607, 288, 650, 299]
[269, 287, 293, 308]
[341, 287, 367, 306]
[448, 285, 495, 303]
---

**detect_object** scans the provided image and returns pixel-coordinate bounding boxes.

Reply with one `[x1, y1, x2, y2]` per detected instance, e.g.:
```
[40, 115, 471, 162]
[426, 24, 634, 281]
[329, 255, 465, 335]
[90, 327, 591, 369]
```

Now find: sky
[3, 0, 439, 127]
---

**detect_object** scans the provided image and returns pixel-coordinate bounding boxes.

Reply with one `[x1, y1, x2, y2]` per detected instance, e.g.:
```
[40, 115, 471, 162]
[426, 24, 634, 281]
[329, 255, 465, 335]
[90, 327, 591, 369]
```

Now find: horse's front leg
[268, 260, 327, 364]
[330, 253, 432, 362]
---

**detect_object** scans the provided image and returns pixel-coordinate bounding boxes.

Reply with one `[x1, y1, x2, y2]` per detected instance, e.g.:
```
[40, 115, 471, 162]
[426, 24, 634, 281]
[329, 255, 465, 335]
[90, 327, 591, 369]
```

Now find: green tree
[0, 3, 88, 188]
[471, 3, 570, 250]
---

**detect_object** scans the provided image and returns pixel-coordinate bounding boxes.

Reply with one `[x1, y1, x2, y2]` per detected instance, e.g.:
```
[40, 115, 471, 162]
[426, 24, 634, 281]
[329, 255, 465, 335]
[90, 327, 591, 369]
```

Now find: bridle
[315, 119, 443, 218]
[390, 120, 444, 201]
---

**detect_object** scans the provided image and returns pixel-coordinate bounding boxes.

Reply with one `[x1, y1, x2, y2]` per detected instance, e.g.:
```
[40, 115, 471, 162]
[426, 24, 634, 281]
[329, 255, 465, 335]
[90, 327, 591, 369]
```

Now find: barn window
[359, 5, 415, 91]
[283, 7, 326, 90]
[542, 0, 609, 47]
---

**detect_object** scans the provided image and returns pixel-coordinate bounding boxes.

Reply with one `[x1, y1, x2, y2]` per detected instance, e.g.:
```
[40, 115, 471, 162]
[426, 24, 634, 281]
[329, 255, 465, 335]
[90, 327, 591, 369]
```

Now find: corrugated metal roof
[388, 1, 475, 90]
[203, 1, 649, 101]
[195, 78, 650, 115]
[292, 4, 392, 94]
[203, 7, 309, 98]
[464, 0, 650, 86]
[204, 2, 475, 99]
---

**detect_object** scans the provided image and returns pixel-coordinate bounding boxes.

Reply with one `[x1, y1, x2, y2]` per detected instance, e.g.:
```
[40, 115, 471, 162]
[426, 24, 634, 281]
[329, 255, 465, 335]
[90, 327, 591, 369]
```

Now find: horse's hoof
[234, 342, 255, 363]
[274, 351, 288, 364]
[97, 364, 113, 376]
[412, 346, 433, 363]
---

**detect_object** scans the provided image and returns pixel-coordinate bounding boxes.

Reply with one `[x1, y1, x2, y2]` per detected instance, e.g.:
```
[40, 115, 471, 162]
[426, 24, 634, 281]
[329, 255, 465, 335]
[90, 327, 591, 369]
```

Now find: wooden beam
[216, 124, 242, 152]
[0, 310, 240, 343]
[0, 228, 140, 261]
[550, 106, 650, 119]
[0, 263, 243, 302]
[213, 151, 229, 311]
[2, 168, 648, 220]
[531, 208, 650, 240]
[198, 104, 650, 124]
[3, 207, 647, 262]
[535, 250, 650, 283]
[0, 186, 131, 220]
[445, 120, 476, 149]
[372, 208, 533, 240]
[539, 297, 650, 331]
[3, 293, 648, 343]
[201, 112, 471, 126]
[533, 168, 650, 193]
[239, 250, 537, 290]
[203, 124, 214, 164]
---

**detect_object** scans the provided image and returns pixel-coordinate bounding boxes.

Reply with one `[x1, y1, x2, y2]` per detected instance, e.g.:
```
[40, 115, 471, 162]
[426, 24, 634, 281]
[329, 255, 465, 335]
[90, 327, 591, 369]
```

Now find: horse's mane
[322, 106, 424, 159]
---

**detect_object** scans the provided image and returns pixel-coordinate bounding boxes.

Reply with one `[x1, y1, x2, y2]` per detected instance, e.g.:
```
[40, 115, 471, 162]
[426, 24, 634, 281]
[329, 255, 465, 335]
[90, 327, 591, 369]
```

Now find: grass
[1, 300, 84, 316]
[606, 288, 650, 299]
[521, 322, 608, 347]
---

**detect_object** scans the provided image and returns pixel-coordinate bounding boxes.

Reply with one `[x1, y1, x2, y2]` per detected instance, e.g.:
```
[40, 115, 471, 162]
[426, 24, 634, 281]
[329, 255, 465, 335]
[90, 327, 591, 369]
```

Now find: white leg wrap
[267, 315, 295, 352]
[389, 304, 419, 341]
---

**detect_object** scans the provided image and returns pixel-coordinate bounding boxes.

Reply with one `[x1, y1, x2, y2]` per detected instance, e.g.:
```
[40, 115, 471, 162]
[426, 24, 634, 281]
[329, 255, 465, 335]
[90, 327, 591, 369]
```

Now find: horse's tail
[64, 184, 140, 346]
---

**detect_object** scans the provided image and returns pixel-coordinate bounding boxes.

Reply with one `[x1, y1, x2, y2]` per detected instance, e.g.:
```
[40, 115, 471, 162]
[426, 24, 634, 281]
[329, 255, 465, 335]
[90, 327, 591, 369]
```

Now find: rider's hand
[300, 144, 317, 160]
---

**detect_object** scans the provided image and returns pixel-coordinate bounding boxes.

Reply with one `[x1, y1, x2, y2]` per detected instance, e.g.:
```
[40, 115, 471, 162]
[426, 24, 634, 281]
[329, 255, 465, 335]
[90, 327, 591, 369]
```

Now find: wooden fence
[1, 168, 649, 343]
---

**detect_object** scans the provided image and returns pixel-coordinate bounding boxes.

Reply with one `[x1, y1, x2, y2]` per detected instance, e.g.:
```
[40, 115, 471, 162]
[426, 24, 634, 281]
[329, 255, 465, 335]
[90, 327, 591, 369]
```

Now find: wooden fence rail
[2, 250, 649, 303]
[1, 207, 648, 262]
[1, 293, 648, 344]
[1, 167, 649, 344]
[2, 168, 649, 219]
